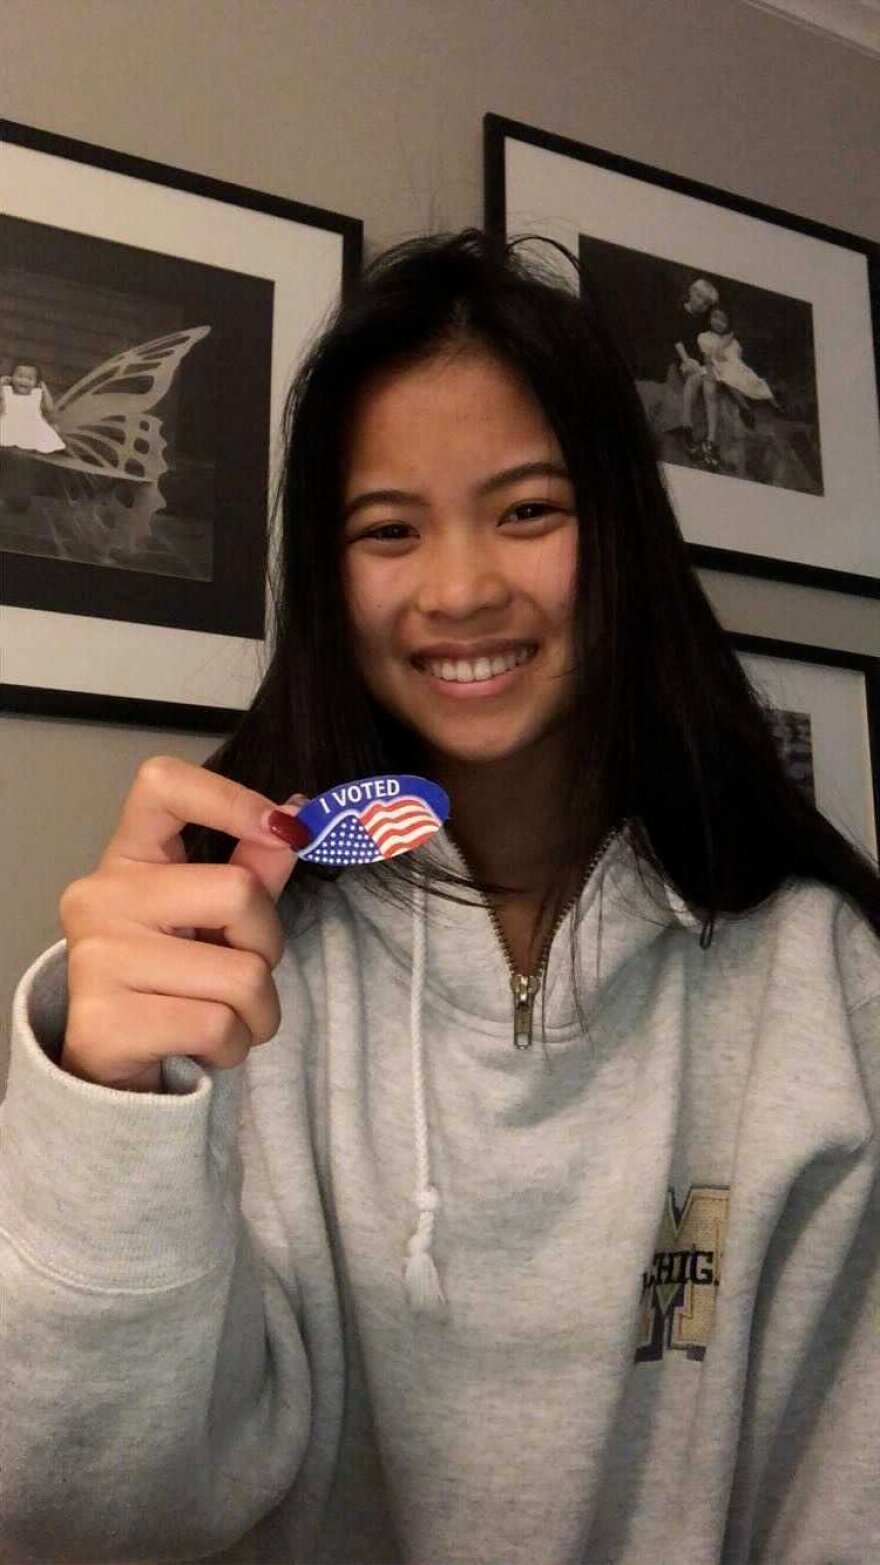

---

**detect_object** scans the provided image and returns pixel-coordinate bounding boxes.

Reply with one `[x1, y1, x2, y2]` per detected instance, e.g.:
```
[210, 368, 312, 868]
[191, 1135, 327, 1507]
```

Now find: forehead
[342, 350, 560, 477]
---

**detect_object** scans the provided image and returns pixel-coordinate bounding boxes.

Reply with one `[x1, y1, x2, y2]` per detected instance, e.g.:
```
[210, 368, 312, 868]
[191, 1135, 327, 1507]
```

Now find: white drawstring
[404, 873, 446, 1316]
[400, 851, 697, 1317]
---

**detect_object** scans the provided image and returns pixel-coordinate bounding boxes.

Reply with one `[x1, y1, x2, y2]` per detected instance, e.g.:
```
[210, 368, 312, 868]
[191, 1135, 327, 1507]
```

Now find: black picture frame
[730, 630, 879, 864]
[1, 119, 363, 725]
[484, 112, 880, 600]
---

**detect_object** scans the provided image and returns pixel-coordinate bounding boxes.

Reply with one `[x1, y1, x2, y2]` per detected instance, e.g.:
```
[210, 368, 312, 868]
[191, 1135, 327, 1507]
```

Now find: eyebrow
[342, 460, 572, 522]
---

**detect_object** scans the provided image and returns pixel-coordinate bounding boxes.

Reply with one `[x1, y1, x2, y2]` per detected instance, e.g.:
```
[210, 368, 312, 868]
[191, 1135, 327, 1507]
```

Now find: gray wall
[2, 0, 878, 1089]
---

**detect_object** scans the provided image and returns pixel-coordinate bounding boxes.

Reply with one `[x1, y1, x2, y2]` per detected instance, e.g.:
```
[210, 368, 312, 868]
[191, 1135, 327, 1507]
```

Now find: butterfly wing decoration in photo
[36, 325, 211, 485]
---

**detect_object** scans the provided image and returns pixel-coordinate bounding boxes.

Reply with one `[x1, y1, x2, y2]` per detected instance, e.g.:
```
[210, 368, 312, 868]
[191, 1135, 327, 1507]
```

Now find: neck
[426, 727, 574, 900]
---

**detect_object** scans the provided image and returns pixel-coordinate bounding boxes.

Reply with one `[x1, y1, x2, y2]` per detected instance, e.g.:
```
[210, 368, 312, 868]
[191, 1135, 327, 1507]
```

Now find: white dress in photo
[0, 385, 66, 452]
[697, 331, 774, 402]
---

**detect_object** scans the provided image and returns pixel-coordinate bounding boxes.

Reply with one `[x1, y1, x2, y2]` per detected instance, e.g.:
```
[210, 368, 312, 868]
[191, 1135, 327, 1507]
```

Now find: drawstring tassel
[405, 1185, 445, 1314]
[405, 873, 446, 1316]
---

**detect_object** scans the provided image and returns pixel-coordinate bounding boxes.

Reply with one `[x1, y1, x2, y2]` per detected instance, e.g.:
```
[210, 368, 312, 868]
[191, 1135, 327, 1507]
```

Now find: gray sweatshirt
[1, 824, 878, 1565]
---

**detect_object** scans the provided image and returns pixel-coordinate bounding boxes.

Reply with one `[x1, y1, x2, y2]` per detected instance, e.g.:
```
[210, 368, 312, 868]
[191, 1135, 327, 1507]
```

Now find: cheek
[529, 532, 578, 630]
[342, 560, 397, 655]
[341, 555, 369, 626]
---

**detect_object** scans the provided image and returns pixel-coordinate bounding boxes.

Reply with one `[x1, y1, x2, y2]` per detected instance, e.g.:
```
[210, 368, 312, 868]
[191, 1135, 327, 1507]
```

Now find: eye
[368, 523, 412, 540]
[346, 521, 417, 547]
[502, 501, 566, 529]
[507, 502, 553, 521]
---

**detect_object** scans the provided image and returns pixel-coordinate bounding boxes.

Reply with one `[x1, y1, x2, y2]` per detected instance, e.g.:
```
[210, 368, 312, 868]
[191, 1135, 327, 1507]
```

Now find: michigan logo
[635, 1185, 729, 1363]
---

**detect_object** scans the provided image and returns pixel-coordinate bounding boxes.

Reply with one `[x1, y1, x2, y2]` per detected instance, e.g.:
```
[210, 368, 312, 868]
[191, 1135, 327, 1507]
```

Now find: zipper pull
[511, 972, 541, 1050]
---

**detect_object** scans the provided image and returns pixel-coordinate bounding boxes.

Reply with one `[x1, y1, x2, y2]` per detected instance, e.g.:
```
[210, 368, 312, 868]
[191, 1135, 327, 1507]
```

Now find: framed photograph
[485, 113, 880, 599]
[0, 120, 363, 726]
[731, 632, 879, 866]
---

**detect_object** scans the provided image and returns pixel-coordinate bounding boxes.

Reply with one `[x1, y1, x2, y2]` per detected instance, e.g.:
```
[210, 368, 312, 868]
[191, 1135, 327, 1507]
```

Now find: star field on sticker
[308, 813, 380, 865]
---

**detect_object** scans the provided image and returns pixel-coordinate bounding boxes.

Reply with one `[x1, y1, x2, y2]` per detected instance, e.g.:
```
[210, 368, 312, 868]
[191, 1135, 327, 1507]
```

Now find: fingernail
[261, 808, 311, 850]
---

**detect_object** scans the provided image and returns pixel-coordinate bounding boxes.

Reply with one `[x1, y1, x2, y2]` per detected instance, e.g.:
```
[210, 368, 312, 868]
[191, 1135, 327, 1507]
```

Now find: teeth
[425, 646, 534, 683]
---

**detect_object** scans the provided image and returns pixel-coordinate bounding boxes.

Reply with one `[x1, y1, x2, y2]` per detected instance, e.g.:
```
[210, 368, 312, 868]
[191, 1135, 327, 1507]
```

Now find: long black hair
[183, 227, 879, 942]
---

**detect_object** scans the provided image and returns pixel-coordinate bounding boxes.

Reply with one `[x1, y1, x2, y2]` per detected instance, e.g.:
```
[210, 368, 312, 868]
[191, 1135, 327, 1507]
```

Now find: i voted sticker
[295, 774, 450, 866]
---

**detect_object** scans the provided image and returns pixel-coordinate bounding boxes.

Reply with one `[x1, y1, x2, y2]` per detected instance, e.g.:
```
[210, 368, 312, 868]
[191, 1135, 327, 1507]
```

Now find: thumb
[227, 793, 309, 903]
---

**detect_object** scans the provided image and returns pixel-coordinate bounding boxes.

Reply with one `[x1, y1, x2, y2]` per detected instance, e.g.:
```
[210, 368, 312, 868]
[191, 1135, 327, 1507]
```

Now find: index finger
[101, 755, 299, 871]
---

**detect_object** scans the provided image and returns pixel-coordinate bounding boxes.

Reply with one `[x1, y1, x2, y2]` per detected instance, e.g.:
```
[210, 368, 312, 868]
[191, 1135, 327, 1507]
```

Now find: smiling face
[10, 363, 38, 395]
[340, 347, 580, 771]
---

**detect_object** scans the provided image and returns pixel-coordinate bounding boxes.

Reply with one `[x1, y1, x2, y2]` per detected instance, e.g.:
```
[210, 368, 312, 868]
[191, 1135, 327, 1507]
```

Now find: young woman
[2, 229, 878, 1565]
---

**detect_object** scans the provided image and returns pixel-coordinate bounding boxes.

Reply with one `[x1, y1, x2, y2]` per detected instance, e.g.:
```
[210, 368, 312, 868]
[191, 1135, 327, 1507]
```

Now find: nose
[415, 531, 512, 621]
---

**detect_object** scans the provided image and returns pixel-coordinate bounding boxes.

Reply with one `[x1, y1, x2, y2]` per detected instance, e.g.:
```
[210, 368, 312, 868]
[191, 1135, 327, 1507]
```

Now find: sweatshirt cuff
[0, 940, 244, 1289]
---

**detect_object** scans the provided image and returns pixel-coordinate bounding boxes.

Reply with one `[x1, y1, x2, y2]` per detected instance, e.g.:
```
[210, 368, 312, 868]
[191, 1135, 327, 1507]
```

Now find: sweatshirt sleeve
[733, 905, 880, 1565]
[0, 938, 313, 1565]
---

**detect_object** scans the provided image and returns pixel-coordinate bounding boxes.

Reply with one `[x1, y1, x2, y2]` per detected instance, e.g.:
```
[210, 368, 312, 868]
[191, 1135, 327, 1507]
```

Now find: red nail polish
[265, 810, 311, 850]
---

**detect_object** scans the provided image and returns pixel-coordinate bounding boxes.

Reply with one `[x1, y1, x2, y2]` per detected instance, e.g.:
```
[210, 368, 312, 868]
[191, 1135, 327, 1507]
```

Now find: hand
[58, 756, 305, 1093]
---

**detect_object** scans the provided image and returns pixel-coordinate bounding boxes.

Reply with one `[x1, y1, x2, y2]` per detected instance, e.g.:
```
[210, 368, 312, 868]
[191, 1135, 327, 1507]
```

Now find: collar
[339, 820, 697, 1038]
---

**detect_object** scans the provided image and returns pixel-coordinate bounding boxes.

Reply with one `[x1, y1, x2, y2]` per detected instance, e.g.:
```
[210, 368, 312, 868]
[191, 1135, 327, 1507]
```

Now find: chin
[419, 719, 562, 770]
[430, 741, 517, 768]
[366, 676, 574, 771]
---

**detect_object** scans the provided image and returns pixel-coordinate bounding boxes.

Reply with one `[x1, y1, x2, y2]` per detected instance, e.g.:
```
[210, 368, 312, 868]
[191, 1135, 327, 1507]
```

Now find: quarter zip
[446, 823, 622, 1050]
[511, 972, 541, 1051]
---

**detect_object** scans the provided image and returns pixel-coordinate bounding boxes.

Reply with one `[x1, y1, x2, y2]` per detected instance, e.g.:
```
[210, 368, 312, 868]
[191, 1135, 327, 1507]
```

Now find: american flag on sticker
[297, 787, 448, 867]
[361, 797, 441, 856]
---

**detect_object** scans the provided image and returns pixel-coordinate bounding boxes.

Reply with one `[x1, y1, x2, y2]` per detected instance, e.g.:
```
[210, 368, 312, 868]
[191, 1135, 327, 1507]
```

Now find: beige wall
[1, 0, 878, 1089]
